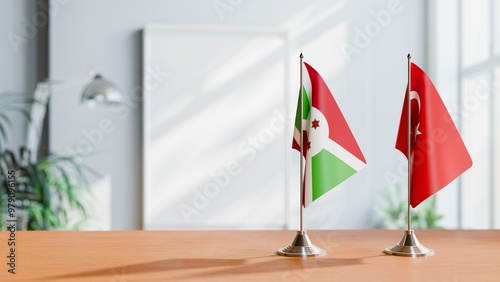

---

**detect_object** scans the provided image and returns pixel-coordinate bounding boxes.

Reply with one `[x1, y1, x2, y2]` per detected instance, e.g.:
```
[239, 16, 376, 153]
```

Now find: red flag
[395, 62, 472, 208]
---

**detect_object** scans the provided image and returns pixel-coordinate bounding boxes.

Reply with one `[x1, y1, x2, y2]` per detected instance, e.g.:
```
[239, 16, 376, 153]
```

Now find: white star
[414, 123, 422, 141]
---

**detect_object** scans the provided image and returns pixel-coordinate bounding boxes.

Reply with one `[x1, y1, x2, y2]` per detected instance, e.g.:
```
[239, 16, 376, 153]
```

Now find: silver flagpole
[407, 53, 412, 233]
[277, 53, 325, 257]
[384, 54, 434, 257]
[299, 53, 304, 233]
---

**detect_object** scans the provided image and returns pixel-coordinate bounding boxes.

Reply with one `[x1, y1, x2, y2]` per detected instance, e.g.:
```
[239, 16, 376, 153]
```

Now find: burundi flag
[293, 62, 366, 207]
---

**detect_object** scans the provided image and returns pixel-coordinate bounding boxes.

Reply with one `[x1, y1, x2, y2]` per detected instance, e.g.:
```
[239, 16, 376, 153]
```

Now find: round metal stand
[277, 230, 326, 257]
[384, 230, 434, 257]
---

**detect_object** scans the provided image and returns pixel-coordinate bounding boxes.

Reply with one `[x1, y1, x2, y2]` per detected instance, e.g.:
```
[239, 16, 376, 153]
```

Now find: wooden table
[0, 230, 499, 281]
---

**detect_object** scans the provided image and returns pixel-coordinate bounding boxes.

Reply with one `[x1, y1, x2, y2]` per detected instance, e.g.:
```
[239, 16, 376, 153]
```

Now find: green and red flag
[293, 62, 366, 207]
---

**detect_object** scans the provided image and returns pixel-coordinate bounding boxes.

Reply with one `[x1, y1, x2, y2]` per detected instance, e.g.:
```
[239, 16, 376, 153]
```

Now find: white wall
[49, 0, 426, 230]
[429, 0, 500, 229]
[427, 0, 461, 229]
[0, 0, 38, 150]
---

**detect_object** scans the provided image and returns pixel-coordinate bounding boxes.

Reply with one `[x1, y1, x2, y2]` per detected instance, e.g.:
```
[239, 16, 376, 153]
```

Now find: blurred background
[0, 0, 498, 230]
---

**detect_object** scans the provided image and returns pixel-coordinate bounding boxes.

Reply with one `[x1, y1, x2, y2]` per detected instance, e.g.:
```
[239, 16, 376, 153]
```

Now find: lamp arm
[44, 73, 95, 91]
[25, 82, 51, 162]
[25, 69, 95, 161]
[25, 69, 121, 161]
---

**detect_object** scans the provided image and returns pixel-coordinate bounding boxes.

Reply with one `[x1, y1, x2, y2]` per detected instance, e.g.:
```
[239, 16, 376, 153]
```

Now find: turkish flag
[395, 62, 472, 208]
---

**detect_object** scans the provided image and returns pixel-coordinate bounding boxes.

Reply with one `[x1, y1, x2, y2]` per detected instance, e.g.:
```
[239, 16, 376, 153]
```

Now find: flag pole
[277, 53, 325, 257]
[383, 53, 434, 257]
[299, 52, 304, 232]
[406, 53, 412, 232]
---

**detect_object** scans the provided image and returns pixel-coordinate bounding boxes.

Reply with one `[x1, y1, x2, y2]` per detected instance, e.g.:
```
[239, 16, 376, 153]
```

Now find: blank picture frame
[142, 24, 291, 229]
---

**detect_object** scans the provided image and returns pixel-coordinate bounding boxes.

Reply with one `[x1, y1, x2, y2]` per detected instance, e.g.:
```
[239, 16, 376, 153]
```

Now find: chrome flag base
[277, 230, 326, 257]
[384, 230, 434, 257]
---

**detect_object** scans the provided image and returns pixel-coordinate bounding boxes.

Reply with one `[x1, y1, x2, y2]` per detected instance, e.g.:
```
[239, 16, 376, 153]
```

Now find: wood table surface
[0, 230, 499, 281]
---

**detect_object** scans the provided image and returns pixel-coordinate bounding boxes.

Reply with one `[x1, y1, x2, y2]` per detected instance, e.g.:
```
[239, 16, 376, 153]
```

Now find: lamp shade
[81, 74, 122, 105]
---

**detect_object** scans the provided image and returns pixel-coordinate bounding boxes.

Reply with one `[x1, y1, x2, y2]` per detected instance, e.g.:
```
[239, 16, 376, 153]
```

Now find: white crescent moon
[410, 91, 421, 113]
[409, 90, 422, 139]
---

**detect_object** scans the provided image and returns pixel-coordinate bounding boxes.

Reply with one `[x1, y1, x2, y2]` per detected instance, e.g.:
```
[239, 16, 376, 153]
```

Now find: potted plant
[373, 182, 444, 229]
[0, 92, 93, 230]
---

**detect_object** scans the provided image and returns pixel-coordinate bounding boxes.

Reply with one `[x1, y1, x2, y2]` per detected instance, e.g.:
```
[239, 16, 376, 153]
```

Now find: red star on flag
[301, 131, 312, 157]
[312, 119, 320, 129]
